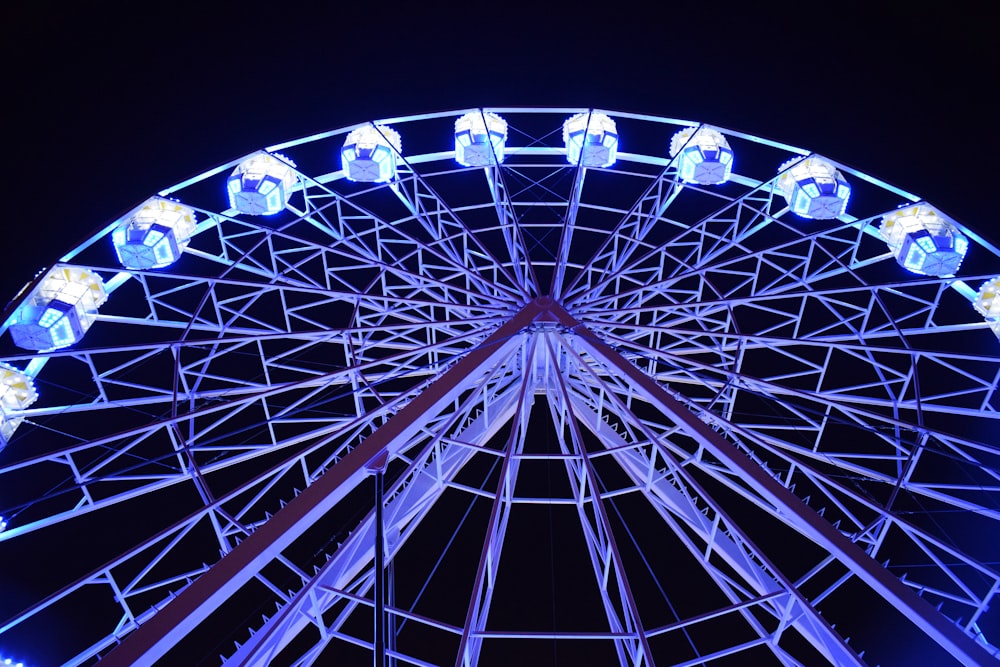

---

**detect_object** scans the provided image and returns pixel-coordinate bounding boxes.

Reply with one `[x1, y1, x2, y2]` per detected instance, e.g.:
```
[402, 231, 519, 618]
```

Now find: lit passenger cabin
[454, 111, 508, 167]
[0, 363, 37, 449]
[8, 266, 108, 351]
[227, 152, 298, 216]
[112, 198, 197, 269]
[974, 276, 1000, 337]
[669, 127, 734, 185]
[563, 112, 618, 168]
[341, 124, 402, 183]
[879, 204, 969, 276]
[777, 156, 851, 219]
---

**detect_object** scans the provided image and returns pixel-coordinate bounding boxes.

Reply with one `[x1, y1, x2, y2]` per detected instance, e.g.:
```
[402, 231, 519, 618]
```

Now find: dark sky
[2, 2, 998, 665]
[4, 2, 998, 296]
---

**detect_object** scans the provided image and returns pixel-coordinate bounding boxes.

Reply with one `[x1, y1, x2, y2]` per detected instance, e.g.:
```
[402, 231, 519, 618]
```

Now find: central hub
[518, 298, 576, 394]
[530, 295, 564, 326]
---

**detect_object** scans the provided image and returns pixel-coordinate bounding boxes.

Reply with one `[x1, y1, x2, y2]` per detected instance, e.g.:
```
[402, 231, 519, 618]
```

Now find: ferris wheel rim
[0, 106, 998, 667]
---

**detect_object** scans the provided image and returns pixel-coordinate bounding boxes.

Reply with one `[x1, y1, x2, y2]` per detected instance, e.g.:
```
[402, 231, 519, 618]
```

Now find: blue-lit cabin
[341, 124, 402, 183]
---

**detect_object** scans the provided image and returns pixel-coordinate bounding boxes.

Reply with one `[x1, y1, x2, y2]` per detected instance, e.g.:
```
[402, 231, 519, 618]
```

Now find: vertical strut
[371, 451, 388, 667]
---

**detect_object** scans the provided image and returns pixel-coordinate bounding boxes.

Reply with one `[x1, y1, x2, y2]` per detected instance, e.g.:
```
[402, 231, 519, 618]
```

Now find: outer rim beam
[548, 301, 997, 667]
[100, 300, 543, 666]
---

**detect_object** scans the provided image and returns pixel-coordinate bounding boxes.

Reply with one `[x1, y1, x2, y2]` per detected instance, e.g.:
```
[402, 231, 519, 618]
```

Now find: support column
[368, 450, 389, 667]
[100, 301, 544, 667]
[549, 301, 996, 667]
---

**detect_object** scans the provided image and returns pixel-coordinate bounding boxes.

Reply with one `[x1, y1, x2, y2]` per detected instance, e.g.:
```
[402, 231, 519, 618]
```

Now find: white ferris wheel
[0, 108, 998, 666]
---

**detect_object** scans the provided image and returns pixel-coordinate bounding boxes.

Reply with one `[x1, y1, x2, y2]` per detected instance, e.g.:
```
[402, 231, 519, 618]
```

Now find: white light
[8, 266, 108, 351]
[777, 156, 851, 220]
[989, 319, 1000, 338]
[955, 235, 969, 256]
[341, 124, 402, 183]
[227, 152, 298, 216]
[454, 111, 508, 167]
[0, 363, 37, 448]
[879, 204, 969, 276]
[563, 112, 618, 168]
[112, 198, 197, 269]
[974, 278, 1000, 338]
[669, 127, 734, 185]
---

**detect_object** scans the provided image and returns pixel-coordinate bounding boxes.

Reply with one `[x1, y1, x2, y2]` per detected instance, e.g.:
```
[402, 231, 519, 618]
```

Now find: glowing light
[879, 204, 969, 276]
[8, 266, 107, 351]
[669, 127, 734, 185]
[563, 112, 618, 167]
[777, 156, 851, 219]
[0, 363, 37, 448]
[112, 198, 197, 269]
[974, 277, 1000, 319]
[341, 124, 401, 183]
[227, 151, 298, 216]
[454, 111, 507, 167]
[974, 277, 1000, 339]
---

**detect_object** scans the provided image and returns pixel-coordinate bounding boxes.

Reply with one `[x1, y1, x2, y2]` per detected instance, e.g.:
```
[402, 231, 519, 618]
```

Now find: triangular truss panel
[1, 109, 998, 666]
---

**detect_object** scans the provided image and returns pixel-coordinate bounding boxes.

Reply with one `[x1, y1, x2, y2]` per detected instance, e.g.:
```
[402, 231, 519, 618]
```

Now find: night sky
[3, 2, 999, 665]
[5, 2, 998, 294]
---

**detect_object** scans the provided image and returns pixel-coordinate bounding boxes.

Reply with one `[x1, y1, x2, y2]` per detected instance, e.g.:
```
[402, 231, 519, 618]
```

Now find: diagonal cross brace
[102, 297, 996, 666]
[101, 301, 543, 666]
[550, 302, 997, 667]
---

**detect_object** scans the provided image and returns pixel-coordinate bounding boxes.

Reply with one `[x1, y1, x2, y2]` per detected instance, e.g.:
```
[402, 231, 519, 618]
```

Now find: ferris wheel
[0, 108, 998, 666]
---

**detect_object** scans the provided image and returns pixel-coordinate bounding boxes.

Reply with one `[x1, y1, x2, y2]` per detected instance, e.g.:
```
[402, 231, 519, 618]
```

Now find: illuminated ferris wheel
[1, 108, 998, 666]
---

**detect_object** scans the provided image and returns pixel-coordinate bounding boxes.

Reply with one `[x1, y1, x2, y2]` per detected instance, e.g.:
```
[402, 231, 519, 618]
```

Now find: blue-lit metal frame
[0, 108, 998, 666]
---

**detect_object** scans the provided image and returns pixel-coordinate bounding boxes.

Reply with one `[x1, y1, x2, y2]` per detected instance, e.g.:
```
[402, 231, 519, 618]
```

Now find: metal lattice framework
[1, 108, 999, 666]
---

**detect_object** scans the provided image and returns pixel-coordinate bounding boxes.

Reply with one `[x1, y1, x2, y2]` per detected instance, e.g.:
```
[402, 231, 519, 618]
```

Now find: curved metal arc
[549, 302, 997, 666]
[98, 300, 544, 667]
[0, 321, 492, 478]
[222, 351, 529, 666]
[585, 318, 1000, 366]
[565, 168, 787, 309]
[574, 205, 890, 320]
[389, 145, 529, 300]
[577, 330, 1000, 606]
[5, 108, 1000, 667]
[597, 328, 998, 456]
[0, 329, 499, 546]
[556, 341, 863, 666]
[292, 167, 526, 304]
[563, 124, 749, 300]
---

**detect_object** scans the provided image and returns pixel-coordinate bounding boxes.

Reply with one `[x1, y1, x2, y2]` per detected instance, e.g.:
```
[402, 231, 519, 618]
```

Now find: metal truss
[1, 108, 998, 666]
